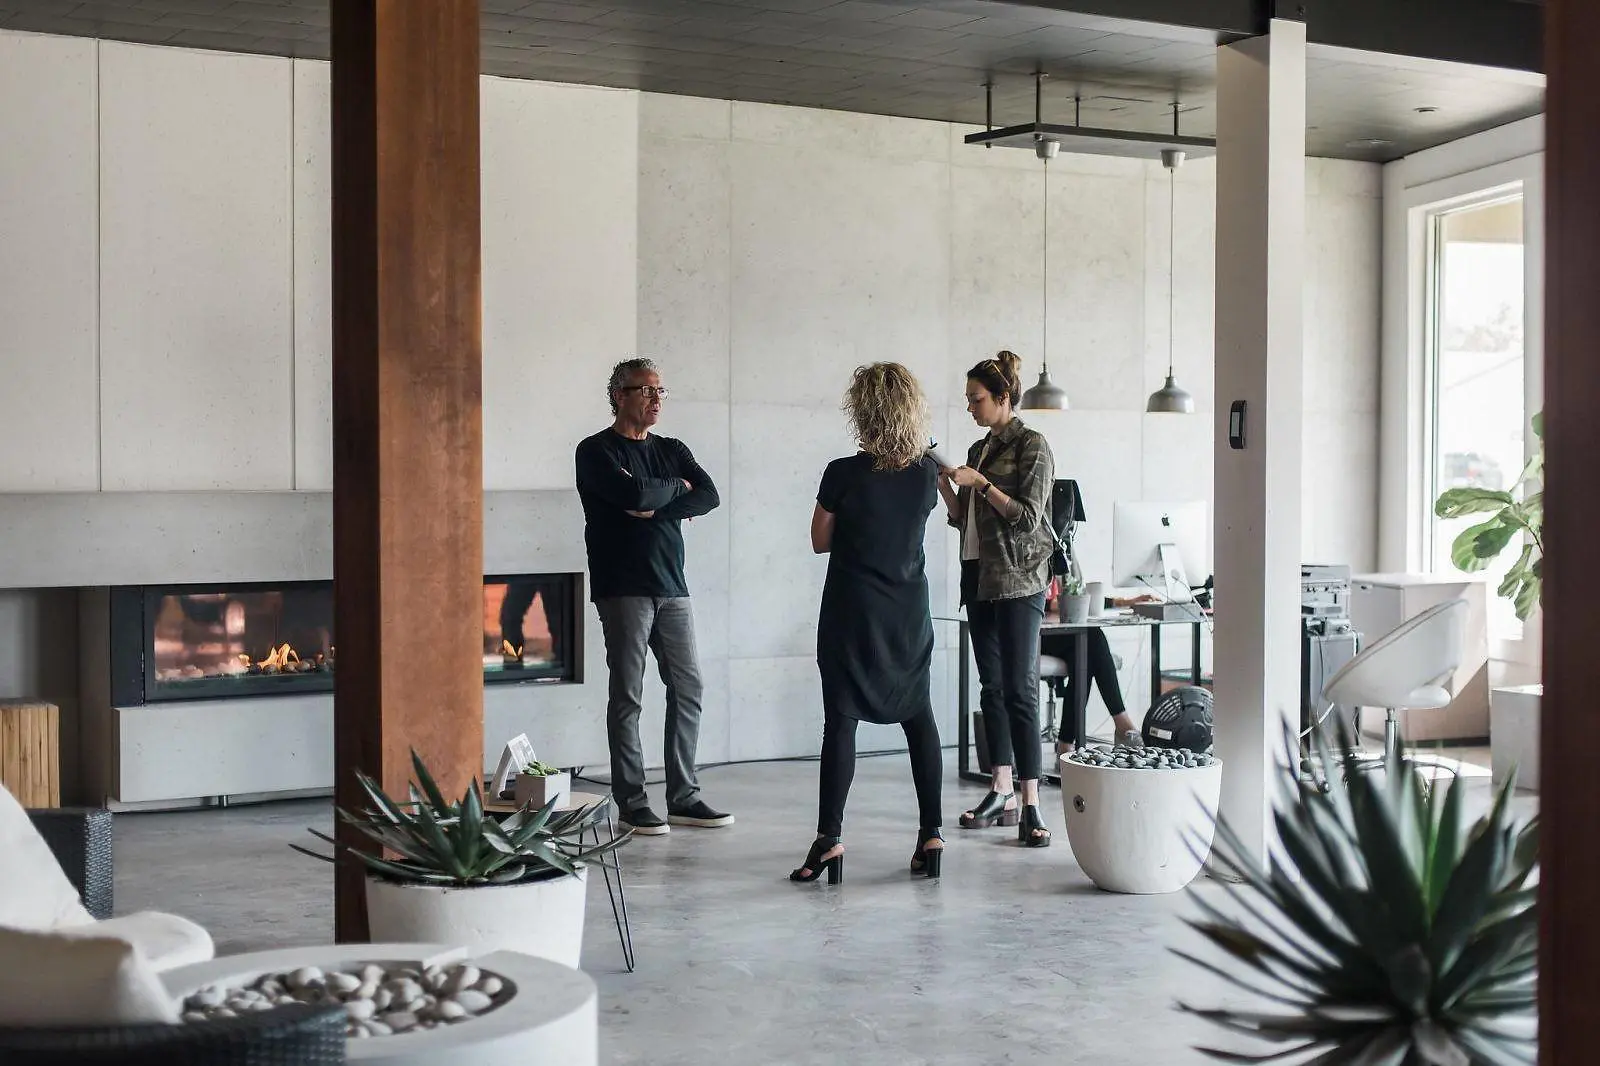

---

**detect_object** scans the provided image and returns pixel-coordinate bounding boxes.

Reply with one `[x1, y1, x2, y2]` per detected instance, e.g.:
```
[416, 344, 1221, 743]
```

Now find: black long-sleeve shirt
[574, 429, 720, 601]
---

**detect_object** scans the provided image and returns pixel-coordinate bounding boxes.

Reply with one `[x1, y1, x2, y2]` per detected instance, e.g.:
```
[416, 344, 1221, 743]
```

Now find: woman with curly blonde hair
[790, 363, 944, 885]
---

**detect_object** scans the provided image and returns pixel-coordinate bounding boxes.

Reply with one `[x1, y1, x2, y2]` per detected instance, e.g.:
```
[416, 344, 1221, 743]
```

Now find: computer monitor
[1112, 500, 1209, 601]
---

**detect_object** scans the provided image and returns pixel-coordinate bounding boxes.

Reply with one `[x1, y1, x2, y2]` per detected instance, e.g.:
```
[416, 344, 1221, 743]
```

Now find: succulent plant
[292, 749, 628, 886]
[521, 758, 563, 777]
[1178, 724, 1538, 1065]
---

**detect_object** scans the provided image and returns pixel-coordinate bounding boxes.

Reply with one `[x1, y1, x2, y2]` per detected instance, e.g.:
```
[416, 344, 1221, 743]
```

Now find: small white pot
[514, 770, 570, 809]
[1058, 754, 1222, 894]
[366, 867, 588, 969]
[1062, 593, 1092, 623]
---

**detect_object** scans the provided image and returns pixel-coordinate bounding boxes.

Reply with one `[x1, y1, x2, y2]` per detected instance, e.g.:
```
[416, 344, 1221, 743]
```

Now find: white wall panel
[729, 142, 951, 408]
[291, 60, 332, 491]
[0, 32, 99, 491]
[99, 42, 293, 491]
[481, 78, 637, 490]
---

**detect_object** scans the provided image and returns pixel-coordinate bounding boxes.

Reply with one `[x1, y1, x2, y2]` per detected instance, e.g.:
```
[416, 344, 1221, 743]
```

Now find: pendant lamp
[1146, 142, 1195, 414]
[1020, 130, 1069, 411]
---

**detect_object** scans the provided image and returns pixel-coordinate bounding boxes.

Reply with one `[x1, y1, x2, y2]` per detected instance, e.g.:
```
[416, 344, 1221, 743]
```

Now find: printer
[1301, 564, 1360, 743]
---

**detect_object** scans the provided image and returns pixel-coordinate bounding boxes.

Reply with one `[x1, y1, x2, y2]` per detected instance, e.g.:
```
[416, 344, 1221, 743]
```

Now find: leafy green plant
[292, 750, 628, 886]
[521, 759, 563, 777]
[1434, 412, 1543, 621]
[1177, 725, 1538, 1064]
[1061, 571, 1086, 597]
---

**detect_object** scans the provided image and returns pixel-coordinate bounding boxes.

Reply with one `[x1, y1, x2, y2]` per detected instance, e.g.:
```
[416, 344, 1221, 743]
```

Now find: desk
[484, 790, 634, 973]
[938, 612, 1208, 785]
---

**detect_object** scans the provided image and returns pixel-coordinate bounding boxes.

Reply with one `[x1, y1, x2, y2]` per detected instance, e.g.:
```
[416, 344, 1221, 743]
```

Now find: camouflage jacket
[950, 416, 1056, 603]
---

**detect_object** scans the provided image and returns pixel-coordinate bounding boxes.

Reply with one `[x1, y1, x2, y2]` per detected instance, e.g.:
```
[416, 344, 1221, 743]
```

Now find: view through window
[1427, 192, 1526, 640]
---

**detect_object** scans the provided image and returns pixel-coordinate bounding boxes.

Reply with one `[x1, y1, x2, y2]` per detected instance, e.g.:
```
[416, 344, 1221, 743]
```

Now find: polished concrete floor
[111, 753, 1511, 1065]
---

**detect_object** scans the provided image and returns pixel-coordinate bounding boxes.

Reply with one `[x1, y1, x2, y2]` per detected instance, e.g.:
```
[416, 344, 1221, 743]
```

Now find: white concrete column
[1212, 18, 1306, 862]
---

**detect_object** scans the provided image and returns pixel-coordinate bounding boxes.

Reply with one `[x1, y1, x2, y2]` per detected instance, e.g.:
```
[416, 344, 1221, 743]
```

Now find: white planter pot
[1062, 593, 1091, 623]
[514, 770, 570, 809]
[366, 868, 587, 969]
[1058, 754, 1223, 894]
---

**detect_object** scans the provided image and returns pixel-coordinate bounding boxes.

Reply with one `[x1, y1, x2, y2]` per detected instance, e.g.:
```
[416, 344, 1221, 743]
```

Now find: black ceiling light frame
[964, 76, 1217, 161]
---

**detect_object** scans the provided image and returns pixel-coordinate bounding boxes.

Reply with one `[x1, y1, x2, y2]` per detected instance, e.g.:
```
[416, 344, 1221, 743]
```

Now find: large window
[1425, 192, 1526, 640]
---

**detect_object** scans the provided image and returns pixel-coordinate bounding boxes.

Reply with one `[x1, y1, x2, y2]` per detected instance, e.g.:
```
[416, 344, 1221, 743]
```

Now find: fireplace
[107, 574, 581, 705]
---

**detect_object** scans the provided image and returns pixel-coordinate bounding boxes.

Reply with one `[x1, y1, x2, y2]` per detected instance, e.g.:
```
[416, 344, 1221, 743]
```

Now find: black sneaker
[619, 807, 669, 835]
[668, 799, 735, 828]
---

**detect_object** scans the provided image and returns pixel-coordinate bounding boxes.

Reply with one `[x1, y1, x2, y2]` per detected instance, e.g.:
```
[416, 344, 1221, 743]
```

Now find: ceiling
[0, 0, 1545, 161]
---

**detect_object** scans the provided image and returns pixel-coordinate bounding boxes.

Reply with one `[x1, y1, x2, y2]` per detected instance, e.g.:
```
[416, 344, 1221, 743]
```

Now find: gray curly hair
[607, 357, 658, 414]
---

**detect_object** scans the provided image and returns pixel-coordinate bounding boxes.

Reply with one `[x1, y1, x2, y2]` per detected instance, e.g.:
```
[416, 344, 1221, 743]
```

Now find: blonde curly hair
[843, 363, 930, 471]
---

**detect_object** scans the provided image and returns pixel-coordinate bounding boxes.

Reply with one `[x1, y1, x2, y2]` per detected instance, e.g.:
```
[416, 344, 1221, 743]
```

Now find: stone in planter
[1058, 749, 1222, 894]
[513, 770, 570, 809]
[365, 867, 587, 969]
[162, 944, 598, 1066]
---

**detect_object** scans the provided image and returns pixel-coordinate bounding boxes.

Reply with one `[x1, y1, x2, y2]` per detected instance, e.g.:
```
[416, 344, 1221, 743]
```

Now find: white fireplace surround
[2, 490, 597, 807]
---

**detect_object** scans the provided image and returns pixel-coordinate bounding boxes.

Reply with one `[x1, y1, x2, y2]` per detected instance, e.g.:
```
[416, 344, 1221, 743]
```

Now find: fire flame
[236, 643, 302, 670]
[501, 639, 523, 658]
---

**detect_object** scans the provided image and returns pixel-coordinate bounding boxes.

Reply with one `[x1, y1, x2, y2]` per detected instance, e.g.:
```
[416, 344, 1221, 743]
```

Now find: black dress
[816, 453, 938, 724]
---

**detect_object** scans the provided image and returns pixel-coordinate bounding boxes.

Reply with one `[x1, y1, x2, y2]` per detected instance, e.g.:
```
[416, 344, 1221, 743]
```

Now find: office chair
[1320, 598, 1467, 762]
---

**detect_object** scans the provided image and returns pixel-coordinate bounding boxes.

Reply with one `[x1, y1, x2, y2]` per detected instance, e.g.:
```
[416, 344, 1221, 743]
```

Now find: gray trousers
[594, 596, 704, 813]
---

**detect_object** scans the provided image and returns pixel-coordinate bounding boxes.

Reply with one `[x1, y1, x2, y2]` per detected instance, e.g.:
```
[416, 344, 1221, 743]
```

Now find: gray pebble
[366, 1020, 393, 1036]
[434, 1000, 468, 1021]
[344, 999, 375, 1021]
[190, 986, 225, 1008]
[288, 966, 324, 991]
[452, 989, 493, 1013]
[372, 987, 393, 1011]
[445, 965, 480, 996]
[384, 1011, 420, 1033]
[477, 975, 504, 997]
[328, 972, 361, 994]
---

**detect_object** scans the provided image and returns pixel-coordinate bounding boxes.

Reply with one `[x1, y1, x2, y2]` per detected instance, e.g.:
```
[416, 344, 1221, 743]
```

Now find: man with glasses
[574, 358, 731, 835]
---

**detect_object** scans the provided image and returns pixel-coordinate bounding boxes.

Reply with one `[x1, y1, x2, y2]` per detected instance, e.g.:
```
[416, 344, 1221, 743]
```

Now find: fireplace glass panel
[482, 575, 571, 682]
[147, 582, 335, 700]
[112, 574, 579, 705]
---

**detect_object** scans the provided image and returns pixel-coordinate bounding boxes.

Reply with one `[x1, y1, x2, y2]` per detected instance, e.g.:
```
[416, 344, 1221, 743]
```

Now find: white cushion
[0, 783, 93, 932]
[0, 925, 179, 1026]
[78, 911, 216, 972]
[1038, 655, 1070, 678]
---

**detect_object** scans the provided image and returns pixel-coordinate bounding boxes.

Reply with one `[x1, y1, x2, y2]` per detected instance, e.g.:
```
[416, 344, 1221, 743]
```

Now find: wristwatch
[978, 480, 992, 497]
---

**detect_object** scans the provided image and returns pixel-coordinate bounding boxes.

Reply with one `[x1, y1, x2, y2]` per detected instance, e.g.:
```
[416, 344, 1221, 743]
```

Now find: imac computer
[1112, 501, 1209, 602]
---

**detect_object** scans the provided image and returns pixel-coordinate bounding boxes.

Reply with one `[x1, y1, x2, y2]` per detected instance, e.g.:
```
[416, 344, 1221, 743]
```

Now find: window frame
[1393, 158, 1544, 671]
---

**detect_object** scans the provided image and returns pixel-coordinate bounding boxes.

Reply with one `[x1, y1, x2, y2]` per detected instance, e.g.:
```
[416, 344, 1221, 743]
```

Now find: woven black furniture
[0, 1003, 348, 1066]
[27, 806, 114, 919]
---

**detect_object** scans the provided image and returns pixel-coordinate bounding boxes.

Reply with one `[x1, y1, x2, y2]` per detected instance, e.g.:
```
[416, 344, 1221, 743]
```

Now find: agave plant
[1178, 724, 1538, 1065]
[292, 750, 629, 886]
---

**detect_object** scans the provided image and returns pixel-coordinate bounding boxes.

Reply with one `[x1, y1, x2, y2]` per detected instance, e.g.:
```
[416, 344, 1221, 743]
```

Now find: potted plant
[1177, 725, 1538, 1064]
[1434, 411, 1543, 621]
[292, 751, 627, 969]
[514, 758, 569, 809]
[1060, 572, 1092, 624]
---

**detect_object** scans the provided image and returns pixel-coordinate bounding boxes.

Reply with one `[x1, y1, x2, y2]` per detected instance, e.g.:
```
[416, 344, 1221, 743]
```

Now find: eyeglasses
[620, 385, 669, 400]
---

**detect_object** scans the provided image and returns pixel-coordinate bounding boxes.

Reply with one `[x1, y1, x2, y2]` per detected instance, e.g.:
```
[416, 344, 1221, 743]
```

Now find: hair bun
[993, 350, 1022, 377]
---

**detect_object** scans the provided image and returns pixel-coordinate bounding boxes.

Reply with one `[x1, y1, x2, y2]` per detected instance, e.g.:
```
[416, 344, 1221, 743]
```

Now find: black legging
[817, 706, 943, 837]
[969, 590, 1047, 780]
[1051, 627, 1129, 720]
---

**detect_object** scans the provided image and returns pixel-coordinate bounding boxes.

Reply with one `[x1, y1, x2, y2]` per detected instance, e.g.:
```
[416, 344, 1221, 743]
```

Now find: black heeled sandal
[959, 790, 1019, 829]
[789, 836, 844, 884]
[1018, 804, 1051, 848]
[909, 827, 944, 879]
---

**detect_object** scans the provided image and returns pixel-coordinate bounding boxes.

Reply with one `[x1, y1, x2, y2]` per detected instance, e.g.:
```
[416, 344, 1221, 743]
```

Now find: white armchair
[1322, 598, 1468, 761]
[0, 782, 213, 972]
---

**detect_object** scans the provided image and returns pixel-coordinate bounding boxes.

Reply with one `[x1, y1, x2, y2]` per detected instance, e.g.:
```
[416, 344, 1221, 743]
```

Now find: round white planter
[1058, 754, 1223, 894]
[161, 944, 597, 1066]
[365, 868, 587, 969]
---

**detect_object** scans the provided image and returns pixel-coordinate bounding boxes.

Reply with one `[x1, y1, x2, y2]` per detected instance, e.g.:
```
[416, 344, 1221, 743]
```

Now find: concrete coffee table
[161, 943, 596, 1066]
